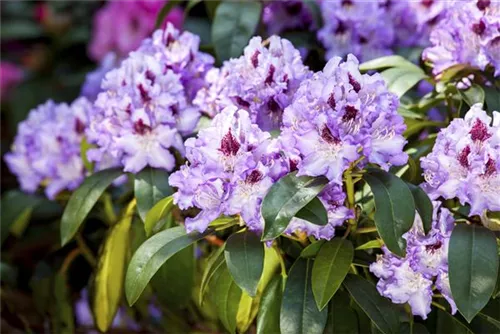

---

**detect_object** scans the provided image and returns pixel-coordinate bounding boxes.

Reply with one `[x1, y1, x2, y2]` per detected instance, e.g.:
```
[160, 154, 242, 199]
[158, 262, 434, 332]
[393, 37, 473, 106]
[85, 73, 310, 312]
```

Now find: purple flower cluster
[169, 106, 285, 234]
[281, 54, 407, 184]
[193, 36, 311, 131]
[423, 0, 500, 77]
[317, 0, 447, 62]
[4, 98, 91, 199]
[262, 1, 314, 35]
[421, 104, 500, 215]
[87, 24, 214, 174]
[370, 202, 457, 319]
[81, 52, 120, 102]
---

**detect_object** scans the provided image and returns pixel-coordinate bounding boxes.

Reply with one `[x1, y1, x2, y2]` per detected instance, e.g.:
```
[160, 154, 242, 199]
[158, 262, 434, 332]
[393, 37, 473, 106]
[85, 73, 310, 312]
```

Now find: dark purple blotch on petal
[220, 131, 240, 156]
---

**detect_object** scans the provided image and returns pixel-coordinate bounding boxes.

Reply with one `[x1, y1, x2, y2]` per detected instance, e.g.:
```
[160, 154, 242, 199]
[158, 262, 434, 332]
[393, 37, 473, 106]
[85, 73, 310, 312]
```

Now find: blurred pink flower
[88, 0, 183, 62]
[1, 62, 23, 100]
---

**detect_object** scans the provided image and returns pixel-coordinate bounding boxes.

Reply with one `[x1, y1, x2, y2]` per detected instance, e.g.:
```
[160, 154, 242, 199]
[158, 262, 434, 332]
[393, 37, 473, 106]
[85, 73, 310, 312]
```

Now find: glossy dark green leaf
[257, 275, 283, 334]
[224, 231, 264, 297]
[151, 245, 194, 309]
[436, 309, 473, 334]
[363, 168, 416, 257]
[459, 84, 485, 107]
[403, 120, 443, 138]
[211, 1, 262, 62]
[381, 67, 427, 98]
[125, 226, 211, 306]
[262, 172, 329, 241]
[471, 298, 500, 332]
[280, 258, 328, 334]
[406, 183, 433, 234]
[324, 290, 359, 334]
[200, 245, 226, 305]
[61, 168, 123, 246]
[144, 196, 174, 237]
[1, 190, 41, 245]
[449, 224, 499, 322]
[134, 167, 172, 223]
[312, 239, 354, 310]
[484, 86, 500, 115]
[155, 0, 183, 28]
[343, 274, 401, 334]
[295, 196, 328, 226]
[300, 240, 326, 258]
[215, 267, 243, 334]
[204, 0, 220, 20]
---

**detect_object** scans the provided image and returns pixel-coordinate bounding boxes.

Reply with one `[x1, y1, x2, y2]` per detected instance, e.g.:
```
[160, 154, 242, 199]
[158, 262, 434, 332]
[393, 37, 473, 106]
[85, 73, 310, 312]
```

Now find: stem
[75, 234, 97, 267]
[354, 226, 378, 234]
[102, 193, 117, 225]
[342, 224, 351, 239]
[344, 170, 357, 231]
[350, 264, 359, 275]
[431, 301, 447, 312]
[274, 246, 288, 280]
[59, 248, 81, 275]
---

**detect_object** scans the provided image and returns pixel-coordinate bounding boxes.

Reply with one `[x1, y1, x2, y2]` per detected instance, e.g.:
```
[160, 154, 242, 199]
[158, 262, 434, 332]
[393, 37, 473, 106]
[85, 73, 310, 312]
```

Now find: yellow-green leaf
[144, 196, 174, 237]
[92, 201, 135, 332]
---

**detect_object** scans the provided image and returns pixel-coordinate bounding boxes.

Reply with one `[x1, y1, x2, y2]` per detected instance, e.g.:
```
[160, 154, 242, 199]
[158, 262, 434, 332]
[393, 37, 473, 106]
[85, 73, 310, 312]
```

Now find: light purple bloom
[281, 54, 407, 185]
[81, 52, 120, 102]
[262, 1, 314, 35]
[194, 36, 311, 131]
[87, 24, 214, 174]
[4, 98, 91, 199]
[370, 201, 457, 319]
[423, 0, 500, 77]
[421, 104, 500, 215]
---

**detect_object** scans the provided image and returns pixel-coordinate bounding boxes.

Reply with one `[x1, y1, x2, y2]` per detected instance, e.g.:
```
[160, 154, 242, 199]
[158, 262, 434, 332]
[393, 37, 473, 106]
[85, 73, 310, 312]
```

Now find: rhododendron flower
[1, 61, 23, 100]
[423, 0, 500, 76]
[193, 35, 311, 130]
[262, 1, 314, 35]
[370, 202, 457, 319]
[281, 54, 407, 185]
[88, 0, 183, 62]
[4, 98, 91, 199]
[421, 103, 500, 215]
[87, 24, 214, 174]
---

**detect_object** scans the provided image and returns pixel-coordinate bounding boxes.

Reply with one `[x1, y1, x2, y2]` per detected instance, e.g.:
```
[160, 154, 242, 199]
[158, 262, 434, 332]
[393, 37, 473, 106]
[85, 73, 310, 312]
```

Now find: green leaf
[300, 240, 326, 258]
[448, 224, 499, 322]
[324, 290, 359, 334]
[200, 245, 226, 305]
[343, 274, 401, 334]
[155, 0, 183, 29]
[405, 183, 433, 234]
[144, 196, 174, 237]
[312, 239, 354, 310]
[185, 0, 202, 14]
[80, 137, 95, 173]
[204, 0, 220, 20]
[151, 245, 194, 309]
[1, 190, 41, 245]
[134, 167, 172, 223]
[484, 86, 500, 114]
[459, 84, 485, 107]
[52, 274, 75, 334]
[295, 196, 328, 226]
[359, 55, 421, 72]
[224, 231, 264, 297]
[403, 120, 444, 138]
[211, 1, 262, 62]
[471, 299, 500, 332]
[215, 267, 243, 334]
[92, 201, 134, 332]
[262, 172, 328, 241]
[257, 275, 283, 334]
[60, 168, 123, 246]
[125, 226, 211, 306]
[280, 258, 328, 334]
[436, 309, 473, 334]
[381, 67, 427, 98]
[355, 239, 383, 251]
[363, 168, 416, 257]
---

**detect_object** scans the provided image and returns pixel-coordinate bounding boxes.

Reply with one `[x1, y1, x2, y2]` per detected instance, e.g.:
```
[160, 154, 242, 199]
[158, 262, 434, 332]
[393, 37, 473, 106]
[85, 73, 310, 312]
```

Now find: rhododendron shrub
[2, 1, 499, 333]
